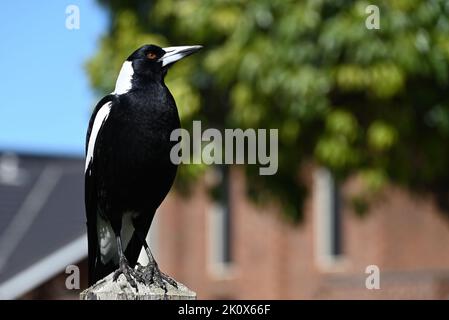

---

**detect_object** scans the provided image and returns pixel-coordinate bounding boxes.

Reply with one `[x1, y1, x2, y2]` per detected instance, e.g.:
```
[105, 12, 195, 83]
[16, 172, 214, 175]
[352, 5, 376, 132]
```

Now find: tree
[87, 0, 449, 221]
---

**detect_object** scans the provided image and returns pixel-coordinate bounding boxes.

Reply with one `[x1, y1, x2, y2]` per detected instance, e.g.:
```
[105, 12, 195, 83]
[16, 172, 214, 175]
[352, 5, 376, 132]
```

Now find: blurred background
[1, 0, 449, 299]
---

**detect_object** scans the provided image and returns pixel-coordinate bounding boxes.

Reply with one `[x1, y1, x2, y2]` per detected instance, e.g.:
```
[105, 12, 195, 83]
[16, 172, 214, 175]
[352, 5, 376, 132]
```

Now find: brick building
[2, 151, 449, 299]
[155, 166, 449, 299]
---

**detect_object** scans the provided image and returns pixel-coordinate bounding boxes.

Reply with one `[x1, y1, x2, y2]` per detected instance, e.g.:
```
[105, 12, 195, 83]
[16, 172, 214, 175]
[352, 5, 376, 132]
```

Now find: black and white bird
[85, 44, 202, 289]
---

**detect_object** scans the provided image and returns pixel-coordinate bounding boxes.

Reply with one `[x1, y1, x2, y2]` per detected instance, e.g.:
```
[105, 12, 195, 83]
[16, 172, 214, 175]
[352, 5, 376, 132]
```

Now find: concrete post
[80, 272, 196, 300]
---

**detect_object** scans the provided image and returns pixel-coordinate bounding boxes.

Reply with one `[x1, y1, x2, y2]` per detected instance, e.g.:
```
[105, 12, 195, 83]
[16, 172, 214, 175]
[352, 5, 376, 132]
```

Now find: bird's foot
[113, 256, 144, 291]
[136, 262, 178, 292]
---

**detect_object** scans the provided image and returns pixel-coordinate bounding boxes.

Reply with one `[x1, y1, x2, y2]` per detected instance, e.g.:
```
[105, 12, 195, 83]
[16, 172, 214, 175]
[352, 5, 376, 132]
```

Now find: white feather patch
[97, 212, 116, 264]
[97, 212, 137, 265]
[85, 102, 112, 173]
[113, 61, 134, 95]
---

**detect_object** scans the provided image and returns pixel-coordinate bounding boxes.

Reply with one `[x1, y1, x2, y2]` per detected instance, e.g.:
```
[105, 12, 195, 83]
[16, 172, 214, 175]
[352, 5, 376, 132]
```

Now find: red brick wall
[24, 166, 449, 299]
[156, 167, 449, 299]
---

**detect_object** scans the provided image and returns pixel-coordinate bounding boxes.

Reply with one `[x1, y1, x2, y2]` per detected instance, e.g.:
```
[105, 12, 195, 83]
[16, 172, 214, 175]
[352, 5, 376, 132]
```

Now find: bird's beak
[159, 45, 203, 67]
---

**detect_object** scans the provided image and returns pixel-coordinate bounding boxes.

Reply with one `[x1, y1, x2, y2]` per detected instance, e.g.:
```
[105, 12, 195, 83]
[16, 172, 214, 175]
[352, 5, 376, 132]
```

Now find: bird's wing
[85, 96, 115, 285]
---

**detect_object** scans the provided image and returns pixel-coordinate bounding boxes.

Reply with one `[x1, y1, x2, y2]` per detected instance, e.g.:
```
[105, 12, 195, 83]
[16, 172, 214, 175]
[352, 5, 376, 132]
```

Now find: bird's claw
[136, 262, 178, 292]
[112, 258, 177, 293]
[113, 257, 143, 291]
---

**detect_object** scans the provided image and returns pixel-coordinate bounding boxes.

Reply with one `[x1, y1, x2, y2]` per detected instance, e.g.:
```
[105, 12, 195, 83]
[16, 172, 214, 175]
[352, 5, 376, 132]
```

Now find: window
[313, 167, 344, 270]
[207, 165, 233, 278]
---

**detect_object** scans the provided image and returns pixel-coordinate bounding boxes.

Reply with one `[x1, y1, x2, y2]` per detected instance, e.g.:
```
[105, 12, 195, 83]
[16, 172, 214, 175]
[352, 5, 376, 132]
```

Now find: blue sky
[0, 1, 107, 156]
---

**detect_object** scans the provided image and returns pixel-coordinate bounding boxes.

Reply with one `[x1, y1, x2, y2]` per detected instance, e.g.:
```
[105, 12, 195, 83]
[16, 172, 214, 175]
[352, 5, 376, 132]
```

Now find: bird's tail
[86, 220, 118, 286]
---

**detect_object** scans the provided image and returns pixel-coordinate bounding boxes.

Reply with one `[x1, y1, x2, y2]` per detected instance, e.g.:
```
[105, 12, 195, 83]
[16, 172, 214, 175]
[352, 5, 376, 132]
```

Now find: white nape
[85, 101, 112, 173]
[113, 61, 134, 95]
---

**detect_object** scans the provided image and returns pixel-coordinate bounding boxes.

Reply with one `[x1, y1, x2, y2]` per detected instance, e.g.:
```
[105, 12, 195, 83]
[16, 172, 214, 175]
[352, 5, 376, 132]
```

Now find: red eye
[147, 52, 157, 60]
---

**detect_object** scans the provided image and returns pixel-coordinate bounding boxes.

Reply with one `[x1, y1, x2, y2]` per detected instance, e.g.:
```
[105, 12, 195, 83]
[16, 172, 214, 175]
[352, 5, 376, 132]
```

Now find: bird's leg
[135, 231, 178, 291]
[112, 235, 140, 290]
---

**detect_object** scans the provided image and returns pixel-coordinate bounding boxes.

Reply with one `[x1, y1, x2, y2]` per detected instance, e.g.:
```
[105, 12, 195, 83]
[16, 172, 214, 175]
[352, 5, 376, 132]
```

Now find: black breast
[95, 84, 180, 216]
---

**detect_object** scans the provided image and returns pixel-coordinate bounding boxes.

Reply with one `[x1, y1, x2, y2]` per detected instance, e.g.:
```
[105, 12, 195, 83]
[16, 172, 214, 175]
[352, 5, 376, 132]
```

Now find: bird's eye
[147, 52, 157, 60]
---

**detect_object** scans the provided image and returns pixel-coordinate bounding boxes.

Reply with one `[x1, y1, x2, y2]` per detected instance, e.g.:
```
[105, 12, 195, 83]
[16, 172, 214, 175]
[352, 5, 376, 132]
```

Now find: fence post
[80, 272, 196, 300]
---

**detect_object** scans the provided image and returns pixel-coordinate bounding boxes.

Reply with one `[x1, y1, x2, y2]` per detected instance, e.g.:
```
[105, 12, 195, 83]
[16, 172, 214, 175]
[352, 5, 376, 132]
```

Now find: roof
[0, 151, 86, 299]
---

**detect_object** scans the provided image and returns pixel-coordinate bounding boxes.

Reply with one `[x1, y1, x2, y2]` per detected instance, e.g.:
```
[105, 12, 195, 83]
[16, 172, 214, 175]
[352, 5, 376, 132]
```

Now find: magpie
[85, 44, 202, 290]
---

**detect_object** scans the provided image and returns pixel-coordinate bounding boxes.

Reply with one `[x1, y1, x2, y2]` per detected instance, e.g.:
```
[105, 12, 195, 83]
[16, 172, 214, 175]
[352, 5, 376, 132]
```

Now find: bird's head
[128, 44, 202, 77]
[113, 44, 202, 94]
